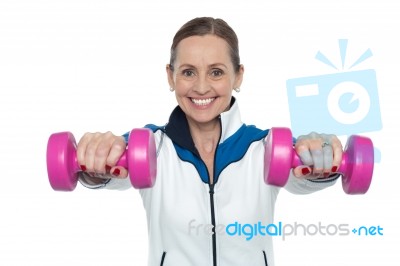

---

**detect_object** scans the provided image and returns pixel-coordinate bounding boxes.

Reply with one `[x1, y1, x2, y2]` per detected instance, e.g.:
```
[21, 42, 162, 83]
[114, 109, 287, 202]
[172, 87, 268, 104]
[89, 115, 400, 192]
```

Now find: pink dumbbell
[46, 128, 157, 191]
[264, 127, 374, 194]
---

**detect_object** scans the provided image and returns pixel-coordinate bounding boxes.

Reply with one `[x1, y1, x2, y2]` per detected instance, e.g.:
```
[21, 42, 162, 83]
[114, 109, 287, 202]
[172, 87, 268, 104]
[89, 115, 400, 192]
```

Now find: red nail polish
[80, 165, 87, 171]
[112, 168, 120, 177]
[301, 167, 310, 175]
[323, 172, 330, 178]
[105, 165, 112, 172]
[331, 166, 338, 172]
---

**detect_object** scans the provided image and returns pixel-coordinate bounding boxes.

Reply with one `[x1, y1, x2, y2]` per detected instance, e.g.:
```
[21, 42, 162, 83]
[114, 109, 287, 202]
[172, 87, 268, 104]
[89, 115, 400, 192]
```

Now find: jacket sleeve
[79, 173, 132, 190]
[284, 172, 340, 195]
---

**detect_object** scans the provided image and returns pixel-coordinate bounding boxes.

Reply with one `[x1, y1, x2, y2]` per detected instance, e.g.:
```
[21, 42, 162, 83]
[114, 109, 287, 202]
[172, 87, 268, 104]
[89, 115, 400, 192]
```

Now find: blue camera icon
[286, 69, 382, 137]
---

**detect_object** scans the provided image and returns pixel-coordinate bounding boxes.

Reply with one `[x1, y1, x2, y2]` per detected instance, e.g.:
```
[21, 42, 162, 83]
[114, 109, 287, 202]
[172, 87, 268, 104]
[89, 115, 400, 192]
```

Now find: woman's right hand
[77, 131, 128, 180]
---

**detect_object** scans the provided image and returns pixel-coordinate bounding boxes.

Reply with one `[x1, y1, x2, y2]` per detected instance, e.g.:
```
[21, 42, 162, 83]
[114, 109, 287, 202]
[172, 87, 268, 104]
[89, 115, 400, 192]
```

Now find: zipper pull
[209, 183, 215, 194]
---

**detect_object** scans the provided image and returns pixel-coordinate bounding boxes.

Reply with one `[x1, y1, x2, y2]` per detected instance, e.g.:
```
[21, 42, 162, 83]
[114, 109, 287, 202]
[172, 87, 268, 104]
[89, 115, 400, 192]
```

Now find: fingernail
[331, 166, 338, 172]
[112, 168, 120, 177]
[323, 172, 330, 178]
[105, 165, 112, 172]
[301, 167, 310, 175]
[80, 165, 87, 171]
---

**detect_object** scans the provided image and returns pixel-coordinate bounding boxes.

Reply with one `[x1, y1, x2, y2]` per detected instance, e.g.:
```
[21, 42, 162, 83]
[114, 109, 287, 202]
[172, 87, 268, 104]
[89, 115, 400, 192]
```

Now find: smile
[190, 97, 216, 106]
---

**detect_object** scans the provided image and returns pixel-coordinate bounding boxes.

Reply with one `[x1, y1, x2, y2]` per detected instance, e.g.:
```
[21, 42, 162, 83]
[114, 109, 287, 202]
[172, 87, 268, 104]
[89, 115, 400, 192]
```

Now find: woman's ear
[166, 64, 175, 89]
[234, 64, 244, 89]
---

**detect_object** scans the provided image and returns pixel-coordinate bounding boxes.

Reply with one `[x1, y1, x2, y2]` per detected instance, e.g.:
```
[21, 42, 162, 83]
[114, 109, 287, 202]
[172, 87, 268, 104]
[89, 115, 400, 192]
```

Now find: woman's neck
[187, 117, 221, 154]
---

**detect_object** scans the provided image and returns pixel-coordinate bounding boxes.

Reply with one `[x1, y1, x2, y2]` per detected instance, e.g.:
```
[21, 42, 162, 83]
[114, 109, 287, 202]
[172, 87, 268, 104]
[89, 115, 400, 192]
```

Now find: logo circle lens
[327, 81, 371, 124]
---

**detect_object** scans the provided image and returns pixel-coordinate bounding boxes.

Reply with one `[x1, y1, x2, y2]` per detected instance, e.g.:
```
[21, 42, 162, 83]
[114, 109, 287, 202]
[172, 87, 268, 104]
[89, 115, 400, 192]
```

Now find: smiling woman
[167, 35, 243, 127]
[73, 17, 345, 266]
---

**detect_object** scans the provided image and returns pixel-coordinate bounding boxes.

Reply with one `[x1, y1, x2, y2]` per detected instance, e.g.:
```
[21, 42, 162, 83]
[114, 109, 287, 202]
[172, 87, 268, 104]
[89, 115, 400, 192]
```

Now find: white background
[1, 0, 399, 265]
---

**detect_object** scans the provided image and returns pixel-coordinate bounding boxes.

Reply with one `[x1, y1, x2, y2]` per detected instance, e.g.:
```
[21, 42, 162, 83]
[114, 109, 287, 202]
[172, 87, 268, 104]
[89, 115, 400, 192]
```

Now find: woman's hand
[77, 131, 129, 182]
[293, 132, 343, 179]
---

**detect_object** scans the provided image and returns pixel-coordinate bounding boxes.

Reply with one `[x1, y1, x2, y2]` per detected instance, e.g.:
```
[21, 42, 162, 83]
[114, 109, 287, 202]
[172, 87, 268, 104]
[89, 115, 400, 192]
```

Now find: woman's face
[167, 34, 243, 126]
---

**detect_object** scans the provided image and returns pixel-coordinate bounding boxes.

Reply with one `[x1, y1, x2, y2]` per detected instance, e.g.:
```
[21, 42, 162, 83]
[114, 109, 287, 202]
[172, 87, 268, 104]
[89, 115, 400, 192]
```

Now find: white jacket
[81, 98, 338, 266]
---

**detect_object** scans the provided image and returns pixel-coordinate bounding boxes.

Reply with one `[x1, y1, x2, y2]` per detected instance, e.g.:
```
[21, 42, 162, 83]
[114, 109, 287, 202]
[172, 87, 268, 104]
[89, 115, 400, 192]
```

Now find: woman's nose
[193, 74, 211, 94]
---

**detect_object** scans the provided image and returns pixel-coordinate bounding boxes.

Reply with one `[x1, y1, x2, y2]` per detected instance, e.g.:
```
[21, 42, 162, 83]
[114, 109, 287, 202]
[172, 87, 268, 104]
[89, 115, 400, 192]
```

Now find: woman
[77, 17, 342, 266]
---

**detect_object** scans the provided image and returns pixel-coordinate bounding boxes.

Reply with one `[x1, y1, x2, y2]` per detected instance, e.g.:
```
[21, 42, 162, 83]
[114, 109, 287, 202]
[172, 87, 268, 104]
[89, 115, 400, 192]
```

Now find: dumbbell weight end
[47, 132, 81, 191]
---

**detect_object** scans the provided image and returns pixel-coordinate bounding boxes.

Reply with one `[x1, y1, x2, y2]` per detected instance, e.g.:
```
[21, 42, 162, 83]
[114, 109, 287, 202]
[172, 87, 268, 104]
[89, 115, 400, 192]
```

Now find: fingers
[322, 143, 333, 176]
[293, 165, 311, 178]
[330, 136, 343, 172]
[87, 132, 110, 174]
[292, 146, 313, 178]
[106, 136, 126, 167]
[77, 132, 91, 171]
[77, 131, 127, 179]
[294, 132, 343, 179]
[107, 136, 129, 179]
[310, 143, 324, 176]
[109, 166, 129, 179]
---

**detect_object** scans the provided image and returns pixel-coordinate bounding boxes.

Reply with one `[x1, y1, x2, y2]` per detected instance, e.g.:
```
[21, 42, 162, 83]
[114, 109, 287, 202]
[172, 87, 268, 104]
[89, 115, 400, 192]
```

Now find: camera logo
[286, 39, 382, 161]
[287, 69, 380, 135]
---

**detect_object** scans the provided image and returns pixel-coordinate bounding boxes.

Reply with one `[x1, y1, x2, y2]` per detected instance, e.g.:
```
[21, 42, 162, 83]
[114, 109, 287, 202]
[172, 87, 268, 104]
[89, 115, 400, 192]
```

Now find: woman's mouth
[190, 97, 216, 106]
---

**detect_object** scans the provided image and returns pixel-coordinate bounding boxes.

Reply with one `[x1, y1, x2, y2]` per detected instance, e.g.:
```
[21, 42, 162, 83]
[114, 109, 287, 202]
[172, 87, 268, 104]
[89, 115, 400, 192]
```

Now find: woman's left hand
[293, 132, 343, 179]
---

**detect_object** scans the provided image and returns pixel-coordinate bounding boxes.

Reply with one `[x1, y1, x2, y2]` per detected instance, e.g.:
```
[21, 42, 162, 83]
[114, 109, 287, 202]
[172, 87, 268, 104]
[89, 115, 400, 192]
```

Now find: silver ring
[321, 142, 330, 148]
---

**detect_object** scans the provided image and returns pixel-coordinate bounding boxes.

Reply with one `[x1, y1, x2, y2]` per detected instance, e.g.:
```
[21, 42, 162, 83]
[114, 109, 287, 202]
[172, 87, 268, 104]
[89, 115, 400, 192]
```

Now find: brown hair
[169, 17, 241, 72]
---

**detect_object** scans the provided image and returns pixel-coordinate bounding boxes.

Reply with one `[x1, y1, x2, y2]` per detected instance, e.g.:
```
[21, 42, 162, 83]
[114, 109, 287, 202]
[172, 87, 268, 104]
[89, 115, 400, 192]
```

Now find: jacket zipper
[263, 250, 268, 266]
[209, 183, 217, 266]
[160, 251, 166, 266]
[208, 116, 222, 266]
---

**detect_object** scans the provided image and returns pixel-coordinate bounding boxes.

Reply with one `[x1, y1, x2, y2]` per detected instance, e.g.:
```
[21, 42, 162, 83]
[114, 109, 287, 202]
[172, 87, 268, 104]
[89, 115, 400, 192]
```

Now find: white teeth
[191, 98, 215, 106]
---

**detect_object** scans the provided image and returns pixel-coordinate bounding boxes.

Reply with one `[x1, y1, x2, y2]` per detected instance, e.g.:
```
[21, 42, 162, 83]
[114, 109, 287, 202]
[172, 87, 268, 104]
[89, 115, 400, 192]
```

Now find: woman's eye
[211, 69, 223, 77]
[182, 70, 195, 77]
